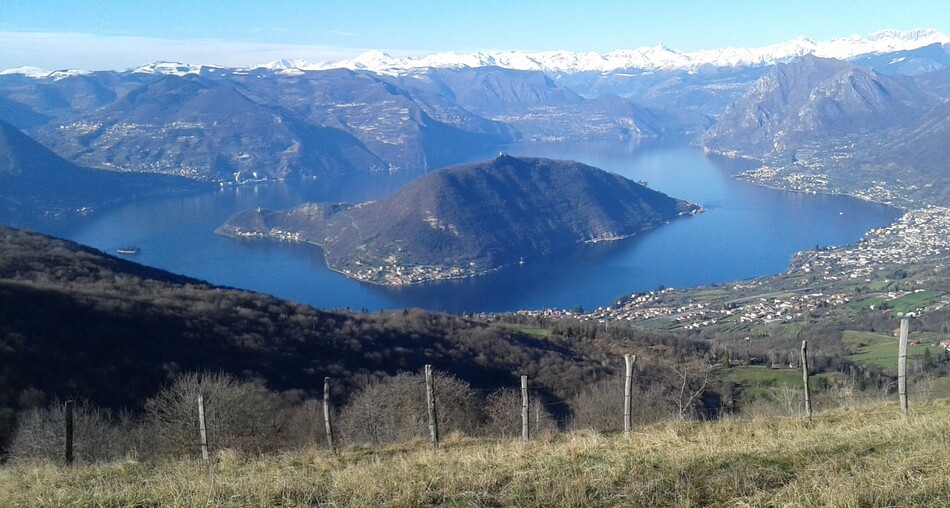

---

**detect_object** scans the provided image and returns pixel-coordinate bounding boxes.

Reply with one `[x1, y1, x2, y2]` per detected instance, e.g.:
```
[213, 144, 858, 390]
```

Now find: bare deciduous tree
[282, 398, 331, 449]
[667, 360, 716, 420]
[481, 388, 557, 439]
[143, 372, 292, 458]
[9, 399, 134, 464]
[568, 377, 672, 432]
[568, 377, 623, 433]
[338, 371, 482, 445]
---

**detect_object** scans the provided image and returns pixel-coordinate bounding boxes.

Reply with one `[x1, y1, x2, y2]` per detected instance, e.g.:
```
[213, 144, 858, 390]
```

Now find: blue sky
[1, 0, 948, 69]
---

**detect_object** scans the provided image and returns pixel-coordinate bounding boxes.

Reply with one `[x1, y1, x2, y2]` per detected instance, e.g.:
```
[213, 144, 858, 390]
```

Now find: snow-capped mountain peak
[259, 58, 313, 70]
[342, 50, 400, 69]
[0, 66, 91, 80]
[866, 28, 941, 43]
[0, 66, 52, 78]
[252, 58, 326, 75]
[301, 28, 950, 75]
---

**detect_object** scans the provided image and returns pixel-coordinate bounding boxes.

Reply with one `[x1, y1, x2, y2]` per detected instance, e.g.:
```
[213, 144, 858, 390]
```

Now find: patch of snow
[128, 61, 224, 76]
[46, 69, 94, 80]
[0, 66, 93, 80]
[0, 66, 52, 78]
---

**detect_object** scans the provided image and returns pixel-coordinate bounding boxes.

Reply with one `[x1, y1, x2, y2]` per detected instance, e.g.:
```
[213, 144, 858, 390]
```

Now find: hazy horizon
[1, 0, 948, 70]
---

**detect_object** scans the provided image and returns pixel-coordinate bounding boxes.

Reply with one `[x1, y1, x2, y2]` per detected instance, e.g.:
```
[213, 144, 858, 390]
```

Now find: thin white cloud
[0, 31, 374, 70]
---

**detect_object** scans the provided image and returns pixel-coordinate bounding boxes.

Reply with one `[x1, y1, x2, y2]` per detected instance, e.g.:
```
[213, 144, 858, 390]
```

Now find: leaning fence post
[801, 340, 812, 418]
[197, 394, 209, 460]
[898, 317, 909, 417]
[323, 377, 335, 451]
[521, 375, 530, 442]
[425, 365, 439, 449]
[624, 354, 636, 437]
[64, 400, 74, 465]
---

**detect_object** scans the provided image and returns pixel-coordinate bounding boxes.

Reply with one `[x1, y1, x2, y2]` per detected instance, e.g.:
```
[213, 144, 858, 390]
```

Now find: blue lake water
[19, 142, 901, 313]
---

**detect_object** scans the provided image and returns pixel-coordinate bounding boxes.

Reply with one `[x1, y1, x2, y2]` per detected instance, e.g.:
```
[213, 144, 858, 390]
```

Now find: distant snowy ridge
[313, 29, 950, 75]
[3, 29, 947, 78]
[0, 66, 92, 80]
[253, 29, 949, 75]
[0, 61, 224, 79]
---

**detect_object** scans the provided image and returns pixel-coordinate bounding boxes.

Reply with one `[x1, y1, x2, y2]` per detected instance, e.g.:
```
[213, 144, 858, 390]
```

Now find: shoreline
[220, 209, 703, 288]
[703, 148, 912, 211]
[214, 146, 913, 312]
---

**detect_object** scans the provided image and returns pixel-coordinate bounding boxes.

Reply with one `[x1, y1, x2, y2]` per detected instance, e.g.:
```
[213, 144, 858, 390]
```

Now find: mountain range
[7, 29, 942, 77]
[270, 29, 947, 76]
[1, 28, 949, 209]
[700, 52, 950, 206]
[0, 64, 679, 183]
[703, 55, 939, 156]
[217, 155, 701, 285]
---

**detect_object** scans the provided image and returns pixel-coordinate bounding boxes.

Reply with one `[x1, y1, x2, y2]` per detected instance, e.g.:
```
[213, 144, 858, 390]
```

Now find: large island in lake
[217, 154, 703, 285]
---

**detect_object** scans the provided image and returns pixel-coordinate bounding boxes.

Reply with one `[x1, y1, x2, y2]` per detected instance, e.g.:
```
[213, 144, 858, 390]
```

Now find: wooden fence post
[425, 365, 439, 449]
[521, 375, 529, 442]
[898, 317, 909, 417]
[64, 400, 74, 465]
[624, 354, 636, 437]
[323, 377, 334, 451]
[801, 340, 812, 418]
[197, 394, 209, 460]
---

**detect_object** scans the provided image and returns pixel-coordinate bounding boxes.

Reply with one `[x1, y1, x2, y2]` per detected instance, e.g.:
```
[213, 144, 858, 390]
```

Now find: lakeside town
[218, 222, 498, 285]
[516, 206, 950, 331]
[338, 260, 495, 286]
[736, 163, 910, 205]
[729, 138, 919, 207]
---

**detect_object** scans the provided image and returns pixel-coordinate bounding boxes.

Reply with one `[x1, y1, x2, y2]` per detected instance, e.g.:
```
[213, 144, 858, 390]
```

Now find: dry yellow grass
[2, 400, 949, 507]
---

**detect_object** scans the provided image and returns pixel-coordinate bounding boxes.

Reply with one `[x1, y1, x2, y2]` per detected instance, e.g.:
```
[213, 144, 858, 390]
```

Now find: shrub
[142, 372, 292, 458]
[9, 399, 133, 464]
[568, 377, 672, 432]
[480, 388, 558, 439]
[338, 371, 482, 445]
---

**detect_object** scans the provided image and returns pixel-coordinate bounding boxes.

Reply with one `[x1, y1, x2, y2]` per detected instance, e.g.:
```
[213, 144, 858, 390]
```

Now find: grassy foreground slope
[3, 400, 948, 507]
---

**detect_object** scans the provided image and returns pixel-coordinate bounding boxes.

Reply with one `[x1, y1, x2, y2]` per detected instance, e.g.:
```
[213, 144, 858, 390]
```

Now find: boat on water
[116, 247, 140, 255]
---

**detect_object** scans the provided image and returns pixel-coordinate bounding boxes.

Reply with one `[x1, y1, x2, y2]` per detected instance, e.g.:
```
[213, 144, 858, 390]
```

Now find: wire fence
[13, 316, 950, 464]
[25, 367, 947, 466]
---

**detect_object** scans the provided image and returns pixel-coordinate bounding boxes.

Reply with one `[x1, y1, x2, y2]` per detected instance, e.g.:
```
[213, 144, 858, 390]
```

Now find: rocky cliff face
[703, 55, 937, 157]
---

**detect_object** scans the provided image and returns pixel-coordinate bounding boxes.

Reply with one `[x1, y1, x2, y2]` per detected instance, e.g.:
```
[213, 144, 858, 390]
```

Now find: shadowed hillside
[0, 119, 202, 223]
[0, 225, 641, 453]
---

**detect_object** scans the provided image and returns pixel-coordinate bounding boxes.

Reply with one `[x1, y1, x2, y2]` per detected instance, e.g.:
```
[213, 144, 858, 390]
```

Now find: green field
[888, 291, 943, 314]
[842, 330, 893, 346]
[505, 324, 553, 338]
[847, 295, 889, 312]
[724, 366, 836, 404]
[847, 291, 944, 317]
[843, 330, 945, 371]
[724, 366, 803, 387]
